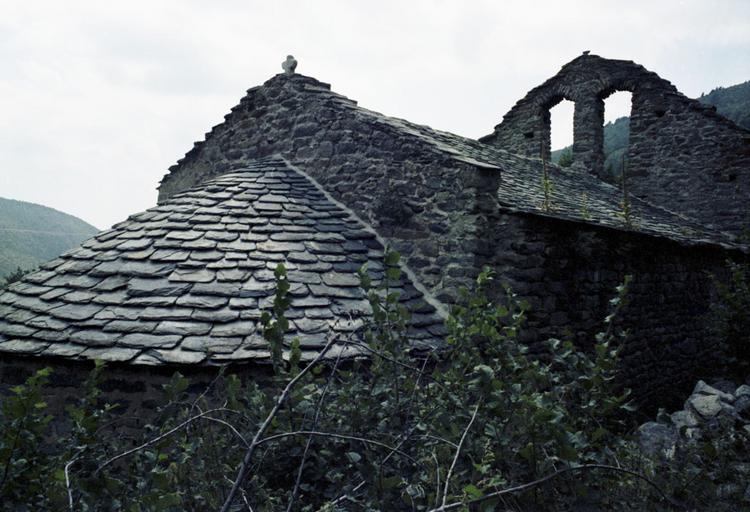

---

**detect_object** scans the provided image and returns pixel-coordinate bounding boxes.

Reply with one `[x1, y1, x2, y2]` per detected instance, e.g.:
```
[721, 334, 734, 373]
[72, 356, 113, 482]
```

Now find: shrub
[0, 254, 746, 510]
[711, 260, 750, 377]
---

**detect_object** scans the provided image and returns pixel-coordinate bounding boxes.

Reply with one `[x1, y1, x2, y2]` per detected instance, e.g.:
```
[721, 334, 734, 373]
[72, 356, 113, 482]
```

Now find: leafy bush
[0, 253, 747, 510]
[711, 260, 750, 377]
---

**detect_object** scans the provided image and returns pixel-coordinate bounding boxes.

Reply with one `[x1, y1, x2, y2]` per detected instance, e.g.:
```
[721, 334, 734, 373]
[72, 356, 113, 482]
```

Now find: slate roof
[291, 79, 744, 250]
[0, 158, 445, 365]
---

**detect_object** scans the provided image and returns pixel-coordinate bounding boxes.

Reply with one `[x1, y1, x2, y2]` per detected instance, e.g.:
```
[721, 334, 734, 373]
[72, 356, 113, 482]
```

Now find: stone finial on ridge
[282, 55, 298, 75]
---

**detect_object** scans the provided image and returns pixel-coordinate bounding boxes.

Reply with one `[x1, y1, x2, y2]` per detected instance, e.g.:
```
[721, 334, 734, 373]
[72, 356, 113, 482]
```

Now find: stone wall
[481, 54, 750, 237]
[0, 355, 269, 437]
[477, 210, 735, 408]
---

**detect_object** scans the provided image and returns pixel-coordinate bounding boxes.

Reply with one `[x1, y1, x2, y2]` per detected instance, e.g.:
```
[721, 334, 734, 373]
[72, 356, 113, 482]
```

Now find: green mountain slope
[551, 80, 750, 181]
[699, 80, 750, 131]
[0, 197, 99, 278]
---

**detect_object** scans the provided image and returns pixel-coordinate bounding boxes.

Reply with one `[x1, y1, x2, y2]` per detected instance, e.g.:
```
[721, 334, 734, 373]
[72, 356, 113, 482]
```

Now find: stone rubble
[638, 378, 750, 502]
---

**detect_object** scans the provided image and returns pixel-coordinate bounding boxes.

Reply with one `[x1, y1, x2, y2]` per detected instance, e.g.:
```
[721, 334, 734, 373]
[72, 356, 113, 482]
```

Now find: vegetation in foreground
[0, 254, 749, 511]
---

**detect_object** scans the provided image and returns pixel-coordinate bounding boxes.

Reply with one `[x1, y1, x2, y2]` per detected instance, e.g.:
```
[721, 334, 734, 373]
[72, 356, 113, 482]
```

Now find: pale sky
[1, 0, 748, 230]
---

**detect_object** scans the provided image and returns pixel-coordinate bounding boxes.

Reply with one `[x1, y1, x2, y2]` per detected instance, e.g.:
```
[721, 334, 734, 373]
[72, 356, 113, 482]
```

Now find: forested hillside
[700, 80, 750, 130]
[0, 197, 98, 279]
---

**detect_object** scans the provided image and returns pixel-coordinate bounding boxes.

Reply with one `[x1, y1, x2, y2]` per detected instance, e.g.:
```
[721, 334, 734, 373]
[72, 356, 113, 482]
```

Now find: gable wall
[482, 54, 750, 237]
[158, 75, 493, 304]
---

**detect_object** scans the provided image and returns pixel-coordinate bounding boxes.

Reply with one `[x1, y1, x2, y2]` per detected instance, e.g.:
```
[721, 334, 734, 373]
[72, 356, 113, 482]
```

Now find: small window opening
[602, 90, 633, 183]
[549, 99, 575, 167]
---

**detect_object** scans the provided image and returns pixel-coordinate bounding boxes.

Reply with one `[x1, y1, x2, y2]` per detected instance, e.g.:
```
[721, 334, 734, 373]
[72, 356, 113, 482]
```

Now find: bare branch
[65, 456, 79, 512]
[257, 430, 417, 463]
[286, 338, 348, 512]
[441, 400, 482, 508]
[219, 334, 341, 512]
[201, 415, 251, 449]
[93, 407, 234, 475]
[429, 464, 685, 512]
[240, 488, 255, 512]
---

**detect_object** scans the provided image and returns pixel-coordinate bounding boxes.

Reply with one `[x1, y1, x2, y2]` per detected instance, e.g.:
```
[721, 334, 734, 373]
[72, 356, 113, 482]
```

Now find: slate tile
[218, 240, 257, 252]
[287, 271, 322, 284]
[321, 273, 360, 287]
[217, 269, 249, 282]
[26, 316, 69, 330]
[0, 339, 49, 354]
[127, 278, 191, 297]
[125, 296, 178, 307]
[122, 249, 156, 260]
[138, 307, 194, 321]
[23, 270, 57, 284]
[120, 333, 182, 349]
[239, 280, 276, 297]
[0, 322, 38, 337]
[45, 274, 103, 289]
[103, 320, 158, 333]
[55, 259, 100, 273]
[82, 347, 140, 362]
[304, 307, 335, 319]
[191, 282, 241, 297]
[94, 307, 140, 321]
[288, 251, 318, 263]
[154, 321, 212, 336]
[118, 239, 153, 250]
[43, 343, 87, 357]
[256, 240, 305, 253]
[34, 329, 70, 342]
[191, 308, 240, 323]
[211, 322, 256, 337]
[205, 231, 239, 242]
[309, 284, 362, 299]
[182, 336, 242, 353]
[176, 295, 228, 308]
[70, 330, 121, 347]
[151, 348, 206, 364]
[92, 290, 129, 305]
[228, 297, 259, 309]
[150, 250, 191, 261]
[5, 308, 38, 323]
[92, 260, 174, 278]
[168, 269, 216, 283]
[48, 303, 104, 321]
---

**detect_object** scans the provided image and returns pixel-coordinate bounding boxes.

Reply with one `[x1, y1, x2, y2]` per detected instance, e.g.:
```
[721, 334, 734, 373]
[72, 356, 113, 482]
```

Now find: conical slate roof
[0, 157, 445, 365]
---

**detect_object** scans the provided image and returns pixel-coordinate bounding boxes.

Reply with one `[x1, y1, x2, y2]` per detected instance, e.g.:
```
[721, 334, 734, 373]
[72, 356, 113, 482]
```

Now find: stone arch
[480, 53, 676, 177]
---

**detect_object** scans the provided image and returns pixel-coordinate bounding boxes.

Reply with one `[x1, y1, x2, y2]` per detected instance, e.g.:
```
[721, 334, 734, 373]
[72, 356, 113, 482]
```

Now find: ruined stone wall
[481, 54, 750, 237]
[478, 211, 734, 408]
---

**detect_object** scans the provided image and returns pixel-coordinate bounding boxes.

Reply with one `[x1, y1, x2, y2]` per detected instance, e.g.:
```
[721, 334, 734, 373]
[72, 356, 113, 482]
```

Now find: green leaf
[384, 250, 400, 266]
[346, 451, 362, 463]
[463, 484, 484, 499]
